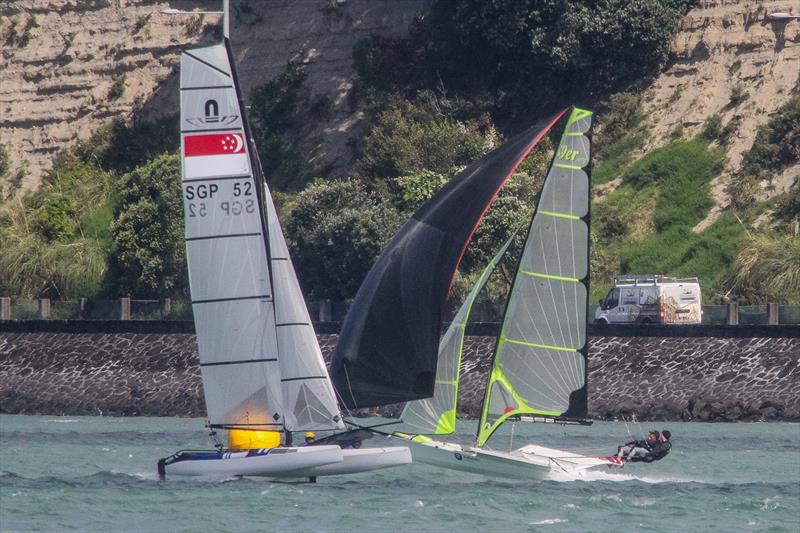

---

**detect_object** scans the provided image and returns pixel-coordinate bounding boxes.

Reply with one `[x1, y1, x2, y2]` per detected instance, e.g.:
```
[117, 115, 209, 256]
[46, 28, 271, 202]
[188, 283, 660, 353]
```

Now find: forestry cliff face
[0, 0, 429, 193]
[2, 0, 795, 199]
[638, 0, 799, 229]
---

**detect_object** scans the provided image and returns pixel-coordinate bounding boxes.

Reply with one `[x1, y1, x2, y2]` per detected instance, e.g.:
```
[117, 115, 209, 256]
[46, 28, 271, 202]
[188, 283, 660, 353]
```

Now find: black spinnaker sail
[331, 109, 569, 409]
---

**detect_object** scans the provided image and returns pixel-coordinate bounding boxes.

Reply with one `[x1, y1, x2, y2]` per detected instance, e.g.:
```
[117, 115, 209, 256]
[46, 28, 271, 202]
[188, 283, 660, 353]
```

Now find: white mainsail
[180, 42, 342, 435]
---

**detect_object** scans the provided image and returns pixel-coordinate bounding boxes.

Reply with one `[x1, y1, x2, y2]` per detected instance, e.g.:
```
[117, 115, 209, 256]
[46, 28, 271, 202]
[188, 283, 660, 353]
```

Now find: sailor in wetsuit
[615, 430, 659, 460]
[628, 430, 671, 463]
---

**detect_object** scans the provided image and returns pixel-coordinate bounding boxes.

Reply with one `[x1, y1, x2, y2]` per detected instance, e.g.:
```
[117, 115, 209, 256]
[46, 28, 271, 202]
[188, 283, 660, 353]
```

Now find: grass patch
[593, 126, 646, 184]
[622, 138, 724, 230]
[591, 138, 731, 302]
[620, 214, 744, 300]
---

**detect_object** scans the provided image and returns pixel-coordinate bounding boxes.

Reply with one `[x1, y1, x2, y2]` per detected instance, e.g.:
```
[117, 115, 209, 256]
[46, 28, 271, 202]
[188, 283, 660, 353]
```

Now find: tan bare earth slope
[0, 0, 429, 196]
[640, 0, 799, 231]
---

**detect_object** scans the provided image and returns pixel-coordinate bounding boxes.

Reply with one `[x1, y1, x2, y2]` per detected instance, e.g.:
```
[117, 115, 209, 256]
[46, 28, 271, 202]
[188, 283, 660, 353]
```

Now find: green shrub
[728, 84, 749, 107]
[0, 142, 8, 177]
[32, 193, 75, 242]
[726, 232, 800, 304]
[286, 180, 403, 300]
[110, 154, 186, 298]
[0, 157, 113, 298]
[700, 113, 723, 141]
[108, 75, 126, 100]
[738, 94, 800, 179]
[134, 14, 151, 33]
[249, 64, 319, 190]
[597, 91, 643, 150]
[391, 170, 448, 212]
[774, 176, 799, 227]
[185, 14, 204, 36]
[358, 92, 490, 179]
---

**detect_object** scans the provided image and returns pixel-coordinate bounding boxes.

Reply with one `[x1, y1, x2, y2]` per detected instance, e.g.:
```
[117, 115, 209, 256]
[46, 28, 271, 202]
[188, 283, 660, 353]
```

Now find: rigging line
[632, 413, 646, 441]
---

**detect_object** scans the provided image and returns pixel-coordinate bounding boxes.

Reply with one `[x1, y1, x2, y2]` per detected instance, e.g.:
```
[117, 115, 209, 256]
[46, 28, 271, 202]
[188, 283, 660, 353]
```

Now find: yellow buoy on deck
[228, 429, 281, 451]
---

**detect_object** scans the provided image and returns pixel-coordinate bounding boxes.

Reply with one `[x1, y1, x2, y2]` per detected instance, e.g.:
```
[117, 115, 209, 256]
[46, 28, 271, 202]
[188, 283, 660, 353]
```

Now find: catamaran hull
[273, 446, 412, 477]
[161, 445, 343, 477]
[406, 439, 618, 480]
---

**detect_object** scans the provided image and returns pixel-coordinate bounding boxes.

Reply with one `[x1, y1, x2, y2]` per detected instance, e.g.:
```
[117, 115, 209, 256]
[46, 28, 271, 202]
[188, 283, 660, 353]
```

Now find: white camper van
[595, 275, 702, 324]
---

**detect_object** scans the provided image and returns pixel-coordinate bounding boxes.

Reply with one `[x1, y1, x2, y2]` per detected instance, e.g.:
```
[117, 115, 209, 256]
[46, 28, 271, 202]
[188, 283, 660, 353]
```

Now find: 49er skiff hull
[405, 438, 619, 480]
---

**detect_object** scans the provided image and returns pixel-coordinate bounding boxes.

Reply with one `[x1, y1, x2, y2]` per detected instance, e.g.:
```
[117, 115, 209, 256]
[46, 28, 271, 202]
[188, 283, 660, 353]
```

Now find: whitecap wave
[547, 468, 701, 484]
[529, 518, 568, 525]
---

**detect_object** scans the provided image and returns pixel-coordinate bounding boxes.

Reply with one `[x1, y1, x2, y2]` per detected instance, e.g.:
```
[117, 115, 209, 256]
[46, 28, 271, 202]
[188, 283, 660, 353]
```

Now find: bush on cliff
[354, 0, 695, 117]
[109, 154, 186, 299]
[357, 92, 494, 179]
[725, 232, 800, 305]
[0, 154, 112, 298]
[286, 179, 403, 300]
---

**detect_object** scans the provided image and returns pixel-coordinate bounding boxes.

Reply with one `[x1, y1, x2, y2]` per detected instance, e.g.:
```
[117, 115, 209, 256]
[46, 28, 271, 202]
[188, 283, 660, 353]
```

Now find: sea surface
[0, 415, 798, 532]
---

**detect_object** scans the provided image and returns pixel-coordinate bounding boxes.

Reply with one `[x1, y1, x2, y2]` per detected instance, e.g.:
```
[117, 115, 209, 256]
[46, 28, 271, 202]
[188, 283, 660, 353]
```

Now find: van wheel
[595, 318, 608, 325]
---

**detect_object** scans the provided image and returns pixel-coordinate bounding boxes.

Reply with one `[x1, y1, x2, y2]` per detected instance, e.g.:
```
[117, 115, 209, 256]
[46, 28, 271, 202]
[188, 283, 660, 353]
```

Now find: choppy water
[0, 415, 798, 532]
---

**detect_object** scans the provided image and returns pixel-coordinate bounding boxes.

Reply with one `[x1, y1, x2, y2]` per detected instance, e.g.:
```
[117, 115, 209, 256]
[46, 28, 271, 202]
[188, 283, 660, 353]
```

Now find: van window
[621, 288, 637, 305]
[604, 288, 620, 309]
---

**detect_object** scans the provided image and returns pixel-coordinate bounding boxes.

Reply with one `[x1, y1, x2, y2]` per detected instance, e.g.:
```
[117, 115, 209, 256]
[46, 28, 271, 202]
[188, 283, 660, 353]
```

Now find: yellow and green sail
[477, 107, 593, 447]
[397, 236, 515, 435]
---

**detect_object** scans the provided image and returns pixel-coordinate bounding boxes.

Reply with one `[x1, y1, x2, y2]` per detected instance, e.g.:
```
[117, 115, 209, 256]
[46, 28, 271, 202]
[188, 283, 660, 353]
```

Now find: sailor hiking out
[615, 430, 672, 465]
[615, 430, 659, 460]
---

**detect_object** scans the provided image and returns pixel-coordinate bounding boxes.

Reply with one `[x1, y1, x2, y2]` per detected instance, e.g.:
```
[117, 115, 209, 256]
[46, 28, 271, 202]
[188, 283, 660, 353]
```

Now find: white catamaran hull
[273, 446, 412, 478]
[162, 445, 343, 477]
[406, 438, 618, 480]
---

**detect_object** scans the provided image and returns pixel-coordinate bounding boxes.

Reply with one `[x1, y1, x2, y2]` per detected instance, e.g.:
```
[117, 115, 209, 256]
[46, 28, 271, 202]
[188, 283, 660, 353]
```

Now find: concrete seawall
[1, 322, 798, 421]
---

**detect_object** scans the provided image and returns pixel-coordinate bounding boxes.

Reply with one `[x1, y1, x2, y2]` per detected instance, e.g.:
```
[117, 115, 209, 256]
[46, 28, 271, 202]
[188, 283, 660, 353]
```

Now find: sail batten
[477, 107, 593, 447]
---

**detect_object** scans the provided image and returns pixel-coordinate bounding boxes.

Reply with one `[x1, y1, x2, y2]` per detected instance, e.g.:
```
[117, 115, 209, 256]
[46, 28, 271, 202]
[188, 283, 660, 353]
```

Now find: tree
[286, 180, 403, 300]
[110, 154, 186, 298]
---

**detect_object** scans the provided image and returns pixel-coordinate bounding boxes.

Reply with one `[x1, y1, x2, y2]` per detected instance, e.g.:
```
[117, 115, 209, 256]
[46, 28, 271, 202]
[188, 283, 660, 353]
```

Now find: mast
[476, 107, 594, 447]
[222, 0, 230, 40]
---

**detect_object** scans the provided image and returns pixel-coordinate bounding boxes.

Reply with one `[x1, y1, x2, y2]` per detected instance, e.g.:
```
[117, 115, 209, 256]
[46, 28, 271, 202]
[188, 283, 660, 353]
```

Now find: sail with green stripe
[477, 107, 593, 447]
[397, 235, 515, 435]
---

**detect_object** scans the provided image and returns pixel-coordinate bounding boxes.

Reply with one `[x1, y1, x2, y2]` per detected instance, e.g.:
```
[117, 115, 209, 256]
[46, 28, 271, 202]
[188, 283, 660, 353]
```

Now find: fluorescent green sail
[397, 235, 516, 435]
[477, 107, 593, 447]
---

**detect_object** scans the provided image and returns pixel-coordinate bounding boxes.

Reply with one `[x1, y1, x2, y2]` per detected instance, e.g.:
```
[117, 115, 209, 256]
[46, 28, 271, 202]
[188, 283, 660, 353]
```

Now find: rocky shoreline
[1, 323, 798, 422]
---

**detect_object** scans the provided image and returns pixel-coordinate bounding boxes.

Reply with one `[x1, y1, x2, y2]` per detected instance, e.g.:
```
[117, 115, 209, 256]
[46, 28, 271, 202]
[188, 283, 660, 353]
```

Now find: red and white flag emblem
[183, 132, 250, 179]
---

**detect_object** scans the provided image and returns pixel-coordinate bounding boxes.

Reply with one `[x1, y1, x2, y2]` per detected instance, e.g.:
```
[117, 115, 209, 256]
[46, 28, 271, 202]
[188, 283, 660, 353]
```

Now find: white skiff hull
[162, 445, 343, 477]
[406, 438, 618, 480]
[272, 446, 412, 477]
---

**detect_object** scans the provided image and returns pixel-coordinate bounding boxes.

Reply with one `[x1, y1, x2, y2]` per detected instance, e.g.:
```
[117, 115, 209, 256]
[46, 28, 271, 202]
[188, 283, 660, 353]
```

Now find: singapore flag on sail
[183, 131, 250, 179]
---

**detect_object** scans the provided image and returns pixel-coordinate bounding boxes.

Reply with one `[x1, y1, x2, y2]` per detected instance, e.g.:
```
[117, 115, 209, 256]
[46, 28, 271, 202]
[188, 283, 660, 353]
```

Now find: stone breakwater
[1, 322, 798, 421]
